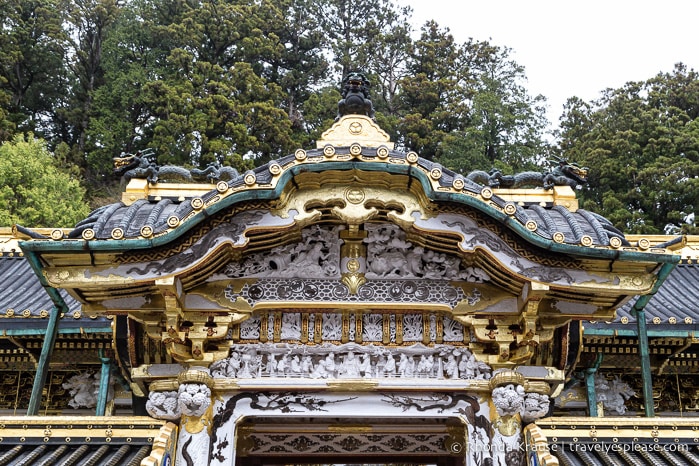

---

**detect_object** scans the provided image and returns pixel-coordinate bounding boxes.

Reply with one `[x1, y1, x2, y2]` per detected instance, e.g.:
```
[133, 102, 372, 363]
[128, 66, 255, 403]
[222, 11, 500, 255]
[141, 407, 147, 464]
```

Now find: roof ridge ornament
[336, 71, 375, 121]
[317, 72, 394, 149]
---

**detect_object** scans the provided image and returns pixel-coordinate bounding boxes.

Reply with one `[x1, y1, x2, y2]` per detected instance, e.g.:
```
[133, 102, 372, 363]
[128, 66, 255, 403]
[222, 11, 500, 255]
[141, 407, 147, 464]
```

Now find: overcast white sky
[402, 0, 699, 130]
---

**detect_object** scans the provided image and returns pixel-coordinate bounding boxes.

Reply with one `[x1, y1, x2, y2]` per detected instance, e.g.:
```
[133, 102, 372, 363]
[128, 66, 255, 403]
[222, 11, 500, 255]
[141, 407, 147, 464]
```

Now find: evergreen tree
[397, 21, 468, 157]
[438, 41, 549, 173]
[0, 0, 68, 139]
[556, 64, 699, 234]
[0, 134, 90, 227]
[261, 0, 330, 147]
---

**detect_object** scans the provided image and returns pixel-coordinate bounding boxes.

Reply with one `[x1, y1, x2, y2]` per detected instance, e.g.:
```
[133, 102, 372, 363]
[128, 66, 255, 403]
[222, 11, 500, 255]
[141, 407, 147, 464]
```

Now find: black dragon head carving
[550, 157, 589, 186]
[113, 149, 156, 175]
[336, 71, 375, 120]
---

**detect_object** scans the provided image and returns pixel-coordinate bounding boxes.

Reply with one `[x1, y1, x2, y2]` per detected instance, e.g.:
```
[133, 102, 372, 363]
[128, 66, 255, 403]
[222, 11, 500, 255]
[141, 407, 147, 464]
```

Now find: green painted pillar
[634, 304, 655, 417]
[27, 301, 62, 415]
[585, 353, 603, 417]
[629, 262, 677, 418]
[95, 349, 112, 416]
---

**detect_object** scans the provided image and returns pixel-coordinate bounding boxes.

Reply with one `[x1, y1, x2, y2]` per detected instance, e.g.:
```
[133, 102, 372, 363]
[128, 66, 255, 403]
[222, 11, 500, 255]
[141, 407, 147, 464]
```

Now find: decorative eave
[19, 117, 676, 262]
[0, 416, 172, 465]
[529, 417, 699, 465]
[14, 116, 679, 367]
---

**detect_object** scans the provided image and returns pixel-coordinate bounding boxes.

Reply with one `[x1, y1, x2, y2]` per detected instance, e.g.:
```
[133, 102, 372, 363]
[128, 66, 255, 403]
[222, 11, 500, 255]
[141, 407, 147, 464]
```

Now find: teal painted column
[585, 353, 604, 417]
[630, 262, 677, 417]
[634, 303, 655, 417]
[95, 349, 112, 416]
[27, 294, 64, 415]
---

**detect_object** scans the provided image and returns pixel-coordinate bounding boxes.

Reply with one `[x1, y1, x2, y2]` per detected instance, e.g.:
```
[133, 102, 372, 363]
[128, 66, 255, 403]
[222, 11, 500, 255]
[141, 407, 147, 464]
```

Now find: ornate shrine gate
[20, 79, 676, 466]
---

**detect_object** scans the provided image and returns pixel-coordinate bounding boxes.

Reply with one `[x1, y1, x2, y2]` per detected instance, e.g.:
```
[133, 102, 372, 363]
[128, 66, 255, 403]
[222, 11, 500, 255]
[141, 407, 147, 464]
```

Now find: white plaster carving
[458, 350, 492, 379]
[267, 314, 274, 341]
[364, 224, 490, 281]
[224, 225, 342, 278]
[322, 312, 342, 340]
[62, 371, 113, 409]
[521, 392, 551, 423]
[280, 313, 301, 340]
[443, 316, 465, 342]
[211, 343, 492, 381]
[349, 313, 356, 341]
[403, 314, 423, 341]
[308, 313, 315, 341]
[178, 383, 212, 417]
[595, 373, 635, 415]
[414, 212, 615, 287]
[362, 314, 383, 341]
[210, 351, 242, 378]
[492, 383, 525, 417]
[444, 353, 459, 379]
[239, 316, 260, 339]
[146, 390, 181, 421]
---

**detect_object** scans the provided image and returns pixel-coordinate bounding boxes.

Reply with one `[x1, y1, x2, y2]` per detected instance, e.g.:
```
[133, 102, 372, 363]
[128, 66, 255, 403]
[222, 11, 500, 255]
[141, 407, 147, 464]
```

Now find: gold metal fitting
[140, 225, 154, 238]
[489, 370, 526, 389]
[216, 181, 229, 193]
[177, 369, 214, 388]
[269, 163, 282, 175]
[244, 173, 257, 186]
[323, 145, 336, 157]
[190, 198, 204, 210]
[349, 143, 362, 156]
[111, 228, 124, 240]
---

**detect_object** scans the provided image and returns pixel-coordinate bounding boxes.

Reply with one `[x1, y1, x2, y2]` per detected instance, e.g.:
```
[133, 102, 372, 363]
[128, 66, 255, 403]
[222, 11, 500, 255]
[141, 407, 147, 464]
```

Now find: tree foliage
[556, 64, 699, 234]
[0, 134, 90, 227]
[0, 0, 555, 224]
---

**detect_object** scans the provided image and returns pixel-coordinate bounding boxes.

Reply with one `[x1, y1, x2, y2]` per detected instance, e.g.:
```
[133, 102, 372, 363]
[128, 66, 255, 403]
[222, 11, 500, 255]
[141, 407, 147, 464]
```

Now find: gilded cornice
[317, 115, 394, 149]
[0, 415, 166, 436]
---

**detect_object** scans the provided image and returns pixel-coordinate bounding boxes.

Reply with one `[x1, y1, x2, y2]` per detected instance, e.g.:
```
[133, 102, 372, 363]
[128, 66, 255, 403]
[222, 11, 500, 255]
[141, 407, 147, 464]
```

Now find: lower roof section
[528, 416, 699, 466]
[0, 416, 170, 466]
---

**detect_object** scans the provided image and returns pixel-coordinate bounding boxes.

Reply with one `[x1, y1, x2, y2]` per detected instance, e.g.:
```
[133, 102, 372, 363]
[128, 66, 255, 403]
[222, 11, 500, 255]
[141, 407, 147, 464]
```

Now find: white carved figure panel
[62, 371, 114, 409]
[209, 343, 492, 381]
[240, 315, 261, 339]
[443, 316, 465, 342]
[402, 314, 423, 341]
[223, 225, 342, 279]
[594, 373, 635, 415]
[322, 313, 342, 340]
[362, 314, 383, 341]
[280, 313, 302, 340]
[364, 223, 490, 281]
